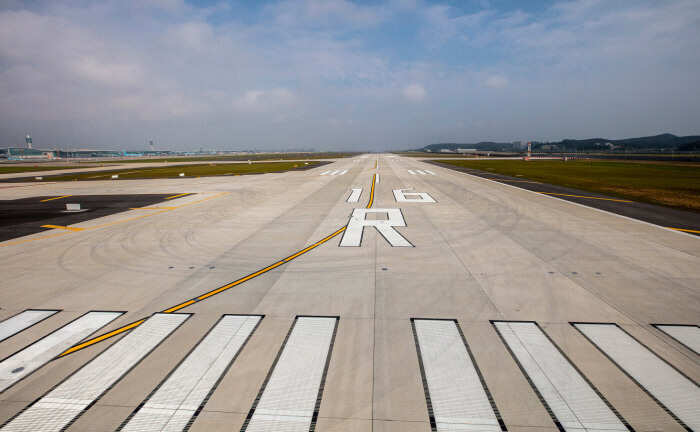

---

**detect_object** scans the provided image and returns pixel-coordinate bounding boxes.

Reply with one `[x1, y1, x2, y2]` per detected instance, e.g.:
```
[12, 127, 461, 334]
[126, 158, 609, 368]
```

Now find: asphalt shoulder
[428, 160, 700, 235]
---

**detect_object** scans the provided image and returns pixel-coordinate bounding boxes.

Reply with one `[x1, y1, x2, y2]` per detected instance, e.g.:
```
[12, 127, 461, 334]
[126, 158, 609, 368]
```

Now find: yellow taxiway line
[40, 195, 72, 202]
[1, 192, 228, 247]
[59, 173, 377, 357]
[165, 193, 190, 200]
[536, 192, 632, 203]
[667, 227, 700, 234]
[40, 225, 84, 231]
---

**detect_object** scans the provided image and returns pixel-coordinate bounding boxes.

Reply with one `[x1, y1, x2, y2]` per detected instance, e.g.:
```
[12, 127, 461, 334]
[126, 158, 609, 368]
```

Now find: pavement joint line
[40, 195, 72, 202]
[536, 192, 633, 203]
[57, 174, 376, 358]
[130, 206, 177, 210]
[0, 192, 229, 247]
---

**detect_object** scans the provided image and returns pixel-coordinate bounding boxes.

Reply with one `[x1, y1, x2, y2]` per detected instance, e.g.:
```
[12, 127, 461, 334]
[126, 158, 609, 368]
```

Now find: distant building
[0, 147, 50, 159]
[457, 148, 476, 154]
[440, 149, 453, 153]
[512, 141, 527, 150]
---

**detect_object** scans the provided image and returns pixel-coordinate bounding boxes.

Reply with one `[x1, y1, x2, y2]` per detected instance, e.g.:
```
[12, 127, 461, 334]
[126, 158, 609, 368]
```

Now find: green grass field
[45, 161, 321, 181]
[435, 159, 700, 212]
[0, 165, 85, 174]
[98, 152, 359, 163]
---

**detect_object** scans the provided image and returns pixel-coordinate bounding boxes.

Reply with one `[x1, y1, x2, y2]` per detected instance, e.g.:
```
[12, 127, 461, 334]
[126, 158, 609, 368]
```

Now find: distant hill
[416, 134, 700, 152]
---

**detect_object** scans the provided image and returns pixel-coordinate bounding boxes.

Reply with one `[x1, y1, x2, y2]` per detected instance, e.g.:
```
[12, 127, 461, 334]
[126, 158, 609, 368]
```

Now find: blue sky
[0, 0, 698, 151]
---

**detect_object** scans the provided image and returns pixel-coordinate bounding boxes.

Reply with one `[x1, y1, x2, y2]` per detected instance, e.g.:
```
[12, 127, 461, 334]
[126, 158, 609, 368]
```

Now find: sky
[0, 0, 698, 151]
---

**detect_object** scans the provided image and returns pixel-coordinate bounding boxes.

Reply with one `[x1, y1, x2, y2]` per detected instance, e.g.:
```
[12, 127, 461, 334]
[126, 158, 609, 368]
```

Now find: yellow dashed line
[40, 195, 72, 202]
[536, 192, 632, 203]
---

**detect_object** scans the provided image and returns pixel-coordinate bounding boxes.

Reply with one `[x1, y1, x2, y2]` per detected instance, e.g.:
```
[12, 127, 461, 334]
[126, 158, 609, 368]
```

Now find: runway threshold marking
[40, 224, 85, 231]
[2, 314, 189, 431]
[59, 174, 377, 358]
[536, 192, 633, 203]
[39, 195, 72, 202]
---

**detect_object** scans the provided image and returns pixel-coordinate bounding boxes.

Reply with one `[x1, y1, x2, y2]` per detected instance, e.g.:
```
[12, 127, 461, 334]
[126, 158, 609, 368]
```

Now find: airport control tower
[25, 134, 32, 149]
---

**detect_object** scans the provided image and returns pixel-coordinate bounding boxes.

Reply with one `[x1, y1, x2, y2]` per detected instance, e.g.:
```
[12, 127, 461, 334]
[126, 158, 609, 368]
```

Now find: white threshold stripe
[243, 317, 337, 432]
[416, 170, 426, 175]
[425, 170, 437, 175]
[347, 188, 362, 202]
[320, 171, 330, 175]
[574, 323, 700, 431]
[120, 315, 261, 432]
[339, 170, 348, 176]
[0, 310, 58, 342]
[493, 322, 628, 432]
[654, 325, 700, 354]
[0, 311, 122, 393]
[413, 319, 502, 432]
[1, 313, 189, 432]
[408, 170, 416, 175]
[330, 170, 339, 175]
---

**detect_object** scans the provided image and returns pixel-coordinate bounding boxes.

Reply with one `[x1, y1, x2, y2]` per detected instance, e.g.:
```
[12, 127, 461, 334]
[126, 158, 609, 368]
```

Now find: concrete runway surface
[0, 154, 698, 431]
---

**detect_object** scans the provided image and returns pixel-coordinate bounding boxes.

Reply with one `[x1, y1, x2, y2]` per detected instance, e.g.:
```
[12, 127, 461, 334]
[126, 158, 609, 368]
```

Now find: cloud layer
[0, 0, 698, 151]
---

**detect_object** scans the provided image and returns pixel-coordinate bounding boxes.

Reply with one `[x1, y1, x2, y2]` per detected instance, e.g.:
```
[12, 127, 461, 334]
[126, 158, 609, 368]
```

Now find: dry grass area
[436, 159, 700, 212]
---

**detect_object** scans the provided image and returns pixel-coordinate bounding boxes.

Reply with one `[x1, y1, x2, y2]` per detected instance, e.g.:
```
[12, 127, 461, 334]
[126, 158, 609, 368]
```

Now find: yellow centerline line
[536, 192, 632, 203]
[60, 319, 146, 357]
[58, 173, 377, 357]
[165, 193, 190, 200]
[40, 195, 72, 202]
[367, 173, 376, 208]
[667, 227, 700, 234]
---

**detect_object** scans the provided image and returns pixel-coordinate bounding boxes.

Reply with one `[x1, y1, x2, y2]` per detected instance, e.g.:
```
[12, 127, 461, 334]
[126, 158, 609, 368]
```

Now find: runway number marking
[393, 188, 436, 203]
[347, 189, 362, 202]
[340, 208, 412, 247]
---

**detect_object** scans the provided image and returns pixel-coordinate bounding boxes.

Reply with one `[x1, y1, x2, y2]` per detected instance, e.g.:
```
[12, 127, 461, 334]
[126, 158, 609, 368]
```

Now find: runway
[0, 154, 698, 431]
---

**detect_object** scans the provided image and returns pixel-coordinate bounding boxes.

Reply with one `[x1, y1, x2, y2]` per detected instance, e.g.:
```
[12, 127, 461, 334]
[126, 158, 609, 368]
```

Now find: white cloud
[402, 84, 426, 101]
[72, 58, 144, 86]
[232, 88, 298, 113]
[485, 75, 508, 89]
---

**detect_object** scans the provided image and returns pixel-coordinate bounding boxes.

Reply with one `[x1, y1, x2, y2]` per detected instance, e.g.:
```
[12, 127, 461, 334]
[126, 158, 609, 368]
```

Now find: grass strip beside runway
[436, 159, 700, 212]
[44, 161, 321, 181]
[0, 165, 84, 174]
